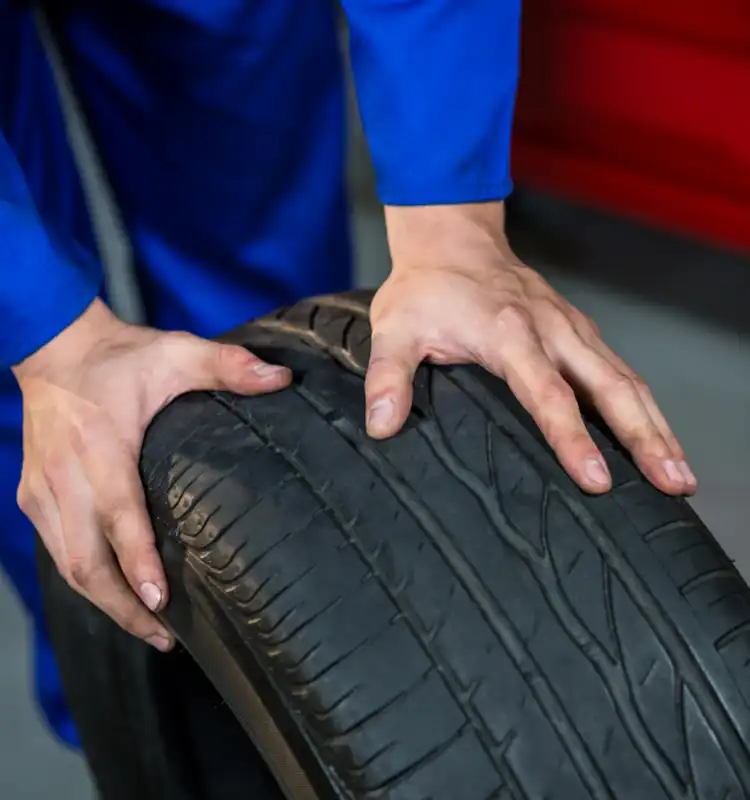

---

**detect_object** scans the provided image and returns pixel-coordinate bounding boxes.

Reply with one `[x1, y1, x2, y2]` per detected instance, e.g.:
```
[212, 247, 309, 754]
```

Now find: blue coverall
[0, 0, 520, 746]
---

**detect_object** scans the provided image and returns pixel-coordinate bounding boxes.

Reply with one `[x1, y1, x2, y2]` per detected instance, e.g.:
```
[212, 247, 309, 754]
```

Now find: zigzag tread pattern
[141, 292, 750, 800]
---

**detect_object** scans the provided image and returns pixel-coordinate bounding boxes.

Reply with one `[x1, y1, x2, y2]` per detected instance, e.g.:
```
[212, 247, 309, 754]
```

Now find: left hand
[365, 202, 696, 496]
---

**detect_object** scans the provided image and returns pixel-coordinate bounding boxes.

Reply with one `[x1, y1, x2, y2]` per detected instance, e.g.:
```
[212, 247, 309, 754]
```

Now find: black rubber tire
[46, 289, 750, 799]
[37, 536, 286, 800]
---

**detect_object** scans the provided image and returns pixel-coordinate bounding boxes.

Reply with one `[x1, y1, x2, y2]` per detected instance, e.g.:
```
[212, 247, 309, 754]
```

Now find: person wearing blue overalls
[0, 0, 696, 758]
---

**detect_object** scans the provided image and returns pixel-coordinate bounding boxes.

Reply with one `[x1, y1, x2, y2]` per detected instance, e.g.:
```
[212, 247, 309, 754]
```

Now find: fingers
[42, 458, 174, 650]
[594, 344, 686, 456]
[88, 454, 170, 614]
[14, 326, 294, 655]
[483, 315, 612, 493]
[552, 327, 696, 495]
[70, 411, 170, 611]
[17, 472, 67, 568]
[365, 332, 422, 439]
[167, 336, 292, 397]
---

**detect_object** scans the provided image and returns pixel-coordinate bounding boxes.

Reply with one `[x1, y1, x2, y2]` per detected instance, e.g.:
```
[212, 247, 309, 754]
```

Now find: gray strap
[35, 7, 146, 324]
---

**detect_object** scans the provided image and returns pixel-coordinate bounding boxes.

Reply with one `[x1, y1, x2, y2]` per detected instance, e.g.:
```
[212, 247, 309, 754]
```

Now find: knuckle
[575, 311, 600, 340]
[16, 480, 34, 513]
[496, 304, 534, 338]
[122, 543, 159, 580]
[668, 440, 685, 459]
[40, 454, 72, 489]
[100, 489, 144, 536]
[59, 567, 75, 589]
[628, 371, 650, 394]
[537, 297, 566, 320]
[40, 460, 59, 488]
[547, 309, 576, 338]
[537, 377, 577, 410]
[534, 382, 581, 446]
[608, 366, 650, 398]
[67, 415, 98, 459]
[603, 368, 637, 396]
[68, 556, 102, 590]
[117, 608, 147, 637]
[155, 331, 197, 373]
[368, 353, 407, 378]
[368, 288, 395, 326]
[163, 330, 195, 351]
[368, 328, 400, 358]
[639, 436, 672, 460]
[367, 339, 417, 382]
[214, 342, 242, 372]
[548, 428, 590, 456]
[584, 314, 600, 336]
[59, 564, 79, 591]
[102, 499, 132, 532]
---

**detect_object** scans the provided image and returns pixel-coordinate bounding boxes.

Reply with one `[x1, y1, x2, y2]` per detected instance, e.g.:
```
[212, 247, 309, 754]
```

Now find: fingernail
[663, 459, 684, 484]
[253, 363, 288, 381]
[253, 362, 287, 379]
[368, 398, 394, 434]
[679, 460, 697, 487]
[140, 582, 162, 612]
[584, 458, 610, 487]
[146, 633, 173, 653]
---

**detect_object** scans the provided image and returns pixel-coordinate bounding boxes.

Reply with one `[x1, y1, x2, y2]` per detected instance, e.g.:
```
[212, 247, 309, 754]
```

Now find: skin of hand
[14, 201, 693, 651]
[365, 201, 697, 497]
[13, 299, 291, 651]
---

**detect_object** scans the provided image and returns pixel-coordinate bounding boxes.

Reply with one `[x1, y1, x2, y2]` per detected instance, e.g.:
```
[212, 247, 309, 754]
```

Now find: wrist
[384, 201, 512, 272]
[12, 298, 122, 383]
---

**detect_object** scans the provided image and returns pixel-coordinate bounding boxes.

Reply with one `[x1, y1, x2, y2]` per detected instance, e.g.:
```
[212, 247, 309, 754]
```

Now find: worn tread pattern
[141, 290, 750, 800]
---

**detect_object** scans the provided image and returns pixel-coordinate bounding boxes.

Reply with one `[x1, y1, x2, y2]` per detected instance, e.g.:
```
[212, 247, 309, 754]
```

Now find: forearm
[384, 201, 514, 276]
[341, 0, 521, 206]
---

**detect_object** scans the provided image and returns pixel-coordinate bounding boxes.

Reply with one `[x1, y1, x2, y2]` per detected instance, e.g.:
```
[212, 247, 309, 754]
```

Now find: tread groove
[359, 726, 470, 798]
[451, 370, 750, 793]
[424, 398, 691, 795]
[213, 395, 506, 792]
[291, 385, 613, 800]
[324, 669, 433, 739]
[137, 296, 750, 800]
[680, 569, 738, 596]
[715, 621, 750, 653]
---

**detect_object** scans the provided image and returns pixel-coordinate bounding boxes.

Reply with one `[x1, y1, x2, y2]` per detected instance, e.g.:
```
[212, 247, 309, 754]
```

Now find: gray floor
[1, 102, 749, 798]
[0, 574, 95, 799]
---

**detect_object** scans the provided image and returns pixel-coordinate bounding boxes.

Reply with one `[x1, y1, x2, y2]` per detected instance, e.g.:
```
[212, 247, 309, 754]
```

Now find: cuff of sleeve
[379, 177, 514, 208]
[0, 205, 102, 368]
[3, 273, 99, 369]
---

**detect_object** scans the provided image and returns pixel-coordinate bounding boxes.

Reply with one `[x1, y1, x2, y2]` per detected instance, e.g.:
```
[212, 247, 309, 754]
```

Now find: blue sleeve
[341, 0, 521, 206]
[0, 131, 100, 368]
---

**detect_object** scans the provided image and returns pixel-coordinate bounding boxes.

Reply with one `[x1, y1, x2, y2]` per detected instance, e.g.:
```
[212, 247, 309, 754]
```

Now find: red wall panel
[512, 1, 750, 252]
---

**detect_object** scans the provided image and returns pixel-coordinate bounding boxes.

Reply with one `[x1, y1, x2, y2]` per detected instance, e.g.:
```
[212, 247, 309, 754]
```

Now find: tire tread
[141, 293, 750, 800]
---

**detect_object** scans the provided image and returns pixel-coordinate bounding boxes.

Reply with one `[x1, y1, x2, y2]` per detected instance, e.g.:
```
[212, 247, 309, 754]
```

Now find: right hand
[13, 299, 291, 651]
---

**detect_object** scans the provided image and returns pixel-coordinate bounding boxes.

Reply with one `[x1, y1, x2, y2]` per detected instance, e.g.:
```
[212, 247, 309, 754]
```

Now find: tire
[37, 535, 286, 800]
[45, 290, 750, 799]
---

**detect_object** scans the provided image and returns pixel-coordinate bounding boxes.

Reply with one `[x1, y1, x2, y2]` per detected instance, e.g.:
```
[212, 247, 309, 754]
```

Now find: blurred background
[1, 4, 749, 796]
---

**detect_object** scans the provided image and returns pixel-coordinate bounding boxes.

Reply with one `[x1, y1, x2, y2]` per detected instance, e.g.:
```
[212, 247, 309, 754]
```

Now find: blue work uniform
[0, 0, 520, 746]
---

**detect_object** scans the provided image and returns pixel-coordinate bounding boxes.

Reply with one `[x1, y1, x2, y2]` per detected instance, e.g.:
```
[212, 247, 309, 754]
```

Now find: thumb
[365, 330, 421, 439]
[170, 335, 292, 396]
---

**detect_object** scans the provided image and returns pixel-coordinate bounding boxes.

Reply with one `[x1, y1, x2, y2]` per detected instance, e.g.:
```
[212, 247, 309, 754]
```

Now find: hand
[365, 202, 696, 496]
[13, 299, 291, 650]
